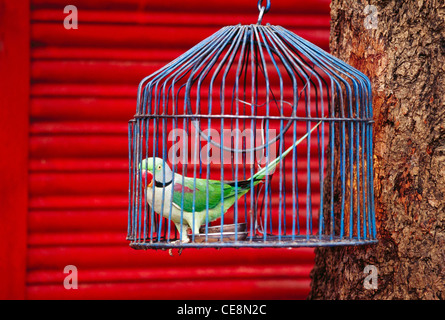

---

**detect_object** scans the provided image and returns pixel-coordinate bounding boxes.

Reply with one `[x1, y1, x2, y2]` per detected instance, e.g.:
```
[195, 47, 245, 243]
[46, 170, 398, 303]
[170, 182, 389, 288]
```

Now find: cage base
[129, 235, 377, 249]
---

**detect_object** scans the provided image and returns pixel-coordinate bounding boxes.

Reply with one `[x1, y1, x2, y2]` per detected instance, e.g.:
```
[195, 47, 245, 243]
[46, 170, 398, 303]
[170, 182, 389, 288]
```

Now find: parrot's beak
[140, 170, 153, 188]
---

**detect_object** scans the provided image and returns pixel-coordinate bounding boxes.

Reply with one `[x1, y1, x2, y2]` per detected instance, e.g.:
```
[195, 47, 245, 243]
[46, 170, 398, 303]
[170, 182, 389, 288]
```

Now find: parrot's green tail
[251, 120, 322, 182]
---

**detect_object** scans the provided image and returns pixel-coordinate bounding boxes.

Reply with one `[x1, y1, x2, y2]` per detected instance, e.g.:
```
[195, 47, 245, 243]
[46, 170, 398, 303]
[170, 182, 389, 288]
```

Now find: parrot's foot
[168, 247, 183, 256]
[170, 237, 190, 245]
[168, 238, 188, 256]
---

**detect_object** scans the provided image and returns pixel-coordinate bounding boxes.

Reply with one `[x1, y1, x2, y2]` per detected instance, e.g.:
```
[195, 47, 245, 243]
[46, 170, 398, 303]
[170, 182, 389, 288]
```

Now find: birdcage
[127, 1, 377, 250]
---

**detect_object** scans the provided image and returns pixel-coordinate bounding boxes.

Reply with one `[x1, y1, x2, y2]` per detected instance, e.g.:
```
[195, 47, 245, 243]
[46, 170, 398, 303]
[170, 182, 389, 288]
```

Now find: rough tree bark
[309, 0, 444, 299]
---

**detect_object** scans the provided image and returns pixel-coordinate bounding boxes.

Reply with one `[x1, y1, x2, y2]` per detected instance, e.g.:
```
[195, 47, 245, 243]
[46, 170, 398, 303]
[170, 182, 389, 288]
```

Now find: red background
[0, 0, 331, 299]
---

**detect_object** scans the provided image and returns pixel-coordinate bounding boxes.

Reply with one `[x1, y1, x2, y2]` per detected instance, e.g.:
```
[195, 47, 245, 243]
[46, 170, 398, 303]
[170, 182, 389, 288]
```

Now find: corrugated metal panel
[28, 0, 331, 299]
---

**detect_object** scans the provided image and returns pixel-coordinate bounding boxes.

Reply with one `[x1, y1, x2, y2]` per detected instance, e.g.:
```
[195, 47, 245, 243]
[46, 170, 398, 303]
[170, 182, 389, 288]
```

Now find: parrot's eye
[157, 164, 162, 170]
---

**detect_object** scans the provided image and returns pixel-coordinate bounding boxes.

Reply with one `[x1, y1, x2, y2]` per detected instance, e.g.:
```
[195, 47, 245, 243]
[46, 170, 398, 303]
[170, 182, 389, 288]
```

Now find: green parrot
[139, 121, 321, 243]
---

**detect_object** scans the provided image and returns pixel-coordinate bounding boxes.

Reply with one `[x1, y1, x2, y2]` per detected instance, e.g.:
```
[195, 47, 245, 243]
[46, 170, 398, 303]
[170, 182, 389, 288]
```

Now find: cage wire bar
[127, 15, 377, 249]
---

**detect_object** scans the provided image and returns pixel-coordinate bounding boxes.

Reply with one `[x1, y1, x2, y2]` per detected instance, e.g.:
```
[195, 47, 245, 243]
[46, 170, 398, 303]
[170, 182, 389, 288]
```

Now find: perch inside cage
[127, 3, 376, 249]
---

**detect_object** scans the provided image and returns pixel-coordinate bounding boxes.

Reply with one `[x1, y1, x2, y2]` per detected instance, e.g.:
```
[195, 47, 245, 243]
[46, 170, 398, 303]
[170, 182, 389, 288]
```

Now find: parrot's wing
[172, 177, 235, 212]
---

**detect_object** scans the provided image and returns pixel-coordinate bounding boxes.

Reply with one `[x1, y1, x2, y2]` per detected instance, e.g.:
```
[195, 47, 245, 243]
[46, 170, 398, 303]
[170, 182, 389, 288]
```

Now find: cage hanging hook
[257, 0, 271, 13]
[257, 0, 271, 25]
[257, 6, 265, 25]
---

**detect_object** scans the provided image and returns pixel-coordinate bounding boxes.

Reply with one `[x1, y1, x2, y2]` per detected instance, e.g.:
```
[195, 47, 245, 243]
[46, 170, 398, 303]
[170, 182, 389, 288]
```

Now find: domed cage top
[127, 10, 377, 249]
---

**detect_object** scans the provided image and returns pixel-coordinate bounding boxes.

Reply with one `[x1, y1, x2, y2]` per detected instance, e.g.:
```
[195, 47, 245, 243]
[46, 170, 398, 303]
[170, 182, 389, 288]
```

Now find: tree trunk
[309, 0, 445, 299]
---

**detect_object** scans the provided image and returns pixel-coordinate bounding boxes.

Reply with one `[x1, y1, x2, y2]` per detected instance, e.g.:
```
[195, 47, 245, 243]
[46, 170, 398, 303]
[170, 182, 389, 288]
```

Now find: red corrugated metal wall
[3, 0, 332, 299]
